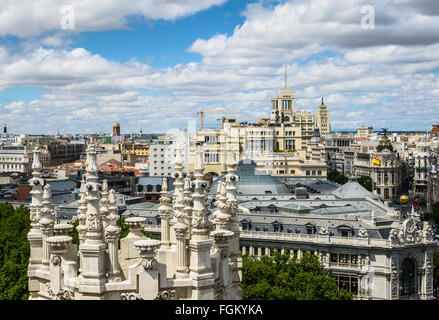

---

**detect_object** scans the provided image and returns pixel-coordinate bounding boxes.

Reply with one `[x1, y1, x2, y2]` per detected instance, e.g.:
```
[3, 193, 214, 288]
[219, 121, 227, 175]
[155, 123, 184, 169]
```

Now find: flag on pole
[373, 156, 381, 166]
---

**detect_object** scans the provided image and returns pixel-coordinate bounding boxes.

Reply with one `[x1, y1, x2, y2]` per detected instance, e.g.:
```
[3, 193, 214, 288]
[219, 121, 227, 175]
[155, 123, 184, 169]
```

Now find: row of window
[330, 253, 359, 265]
[0, 164, 24, 170]
[0, 157, 24, 161]
[305, 170, 323, 176]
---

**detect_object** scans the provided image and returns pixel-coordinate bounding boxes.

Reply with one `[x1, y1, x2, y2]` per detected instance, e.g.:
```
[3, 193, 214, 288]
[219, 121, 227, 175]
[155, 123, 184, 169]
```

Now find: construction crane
[196, 107, 228, 129]
[217, 116, 247, 129]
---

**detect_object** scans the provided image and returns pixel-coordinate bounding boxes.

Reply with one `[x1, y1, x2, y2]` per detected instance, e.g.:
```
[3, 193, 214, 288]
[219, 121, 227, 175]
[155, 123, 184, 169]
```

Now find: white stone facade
[27, 145, 242, 300]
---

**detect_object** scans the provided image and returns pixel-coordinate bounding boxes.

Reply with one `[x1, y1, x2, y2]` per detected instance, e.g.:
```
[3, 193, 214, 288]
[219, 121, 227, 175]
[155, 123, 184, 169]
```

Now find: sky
[0, 0, 438, 134]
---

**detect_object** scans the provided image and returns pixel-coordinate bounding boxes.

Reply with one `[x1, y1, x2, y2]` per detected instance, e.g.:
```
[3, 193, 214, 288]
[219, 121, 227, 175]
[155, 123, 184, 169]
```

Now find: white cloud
[0, 0, 227, 37]
[1, 0, 439, 133]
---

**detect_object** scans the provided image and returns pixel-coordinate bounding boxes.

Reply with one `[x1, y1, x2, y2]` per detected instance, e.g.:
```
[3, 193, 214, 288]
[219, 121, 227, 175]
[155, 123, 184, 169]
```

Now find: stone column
[78, 145, 107, 298]
[211, 230, 234, 300]
[158, 177, 171, 247]
[105, 189, 122, 282]
[27, 147, 44, 298]
[175, 223, 189, 278]
[173, 189, 189, 279]
[189, 150, 214, 299]
[224, 151, 243, 300]
[46, 235, 73, 300]
[133, 239, 162, 300]
[170, 147, 184, 246]
[39, 183, 55, 271]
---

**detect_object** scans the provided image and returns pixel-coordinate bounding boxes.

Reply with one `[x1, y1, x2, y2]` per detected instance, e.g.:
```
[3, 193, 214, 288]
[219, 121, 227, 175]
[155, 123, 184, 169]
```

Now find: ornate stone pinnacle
[86, 144, 98, 177]
[194, 149, 204, 173]
[162, 177, 168, 192]
[46, 235, 72, 251]
[53, 223, 74, 236]
[125, 217, 146, 238]
[32, 146, 42, 173]
[134, 239, 161, 256]
[42, 183, 52, 206]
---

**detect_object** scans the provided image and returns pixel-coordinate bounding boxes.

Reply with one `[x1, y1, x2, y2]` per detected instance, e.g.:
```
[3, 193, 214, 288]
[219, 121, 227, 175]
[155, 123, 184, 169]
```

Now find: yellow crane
[196, 108, 228, 129]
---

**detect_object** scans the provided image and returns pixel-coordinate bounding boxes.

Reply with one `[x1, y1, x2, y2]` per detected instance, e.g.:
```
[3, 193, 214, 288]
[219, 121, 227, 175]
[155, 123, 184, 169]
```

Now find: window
[261, 248, 266, 256]
[285, 140, 295, 150]
[335, 276, 358, 294]
[282, 100, 292, 110]
[295, 229, 301, 234]
[306, 171, 310, 176]
[399, 258, 417, 296]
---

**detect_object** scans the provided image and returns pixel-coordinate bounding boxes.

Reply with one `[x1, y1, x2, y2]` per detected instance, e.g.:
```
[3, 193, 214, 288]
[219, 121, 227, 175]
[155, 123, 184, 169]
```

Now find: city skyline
[1, 0, 439, 134]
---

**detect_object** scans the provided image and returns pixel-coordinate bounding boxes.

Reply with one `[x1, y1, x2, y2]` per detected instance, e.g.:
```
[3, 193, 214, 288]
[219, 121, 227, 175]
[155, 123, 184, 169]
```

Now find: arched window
[284, 116, 290, 122]
[306, 170, 310, 176]
[312, 170, 316, 175]
[399, 258, 417, 297]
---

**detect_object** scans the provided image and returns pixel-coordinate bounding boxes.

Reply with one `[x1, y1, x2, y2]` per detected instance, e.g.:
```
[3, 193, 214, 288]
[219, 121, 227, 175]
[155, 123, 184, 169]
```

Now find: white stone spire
[105, 188, 122, 282]
[84, 144, 103, 242]
[190, 149, 211, 239]
[76, 178, 87, 245]
[224, 150, 243, 300]
[173, 188, 189, 278]
[214, 181, 232, 232]
[32, 146, 42, 173]
[159, 177, 172, 247]
[100, 180, 110, 230]
[183, 177, 193, 240]
[39, 183, 55, 270]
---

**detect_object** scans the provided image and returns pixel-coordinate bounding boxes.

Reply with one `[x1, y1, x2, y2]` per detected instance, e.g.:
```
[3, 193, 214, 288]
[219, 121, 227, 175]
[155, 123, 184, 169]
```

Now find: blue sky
[72, 1, 251, 67]
[0, 0, 438, 134]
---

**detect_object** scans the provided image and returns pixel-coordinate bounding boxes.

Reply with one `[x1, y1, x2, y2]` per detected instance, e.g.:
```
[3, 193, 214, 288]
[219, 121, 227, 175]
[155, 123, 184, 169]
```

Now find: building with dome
[187, 87, 328, 179]
[354, 129, 404, 200]
[142, 157, 437, 300]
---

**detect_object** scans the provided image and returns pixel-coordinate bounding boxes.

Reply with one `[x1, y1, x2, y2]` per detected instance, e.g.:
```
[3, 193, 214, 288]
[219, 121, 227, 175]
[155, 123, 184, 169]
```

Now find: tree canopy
[0, 203, 30, 300]
[357, 176, 373, 192]
[327, 169, 348, 185]
[242, 251, 353, 300]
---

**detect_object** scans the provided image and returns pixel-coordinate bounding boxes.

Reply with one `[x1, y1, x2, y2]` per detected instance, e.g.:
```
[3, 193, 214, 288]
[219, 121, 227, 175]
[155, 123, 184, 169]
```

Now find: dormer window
[337, 225, 353, 237]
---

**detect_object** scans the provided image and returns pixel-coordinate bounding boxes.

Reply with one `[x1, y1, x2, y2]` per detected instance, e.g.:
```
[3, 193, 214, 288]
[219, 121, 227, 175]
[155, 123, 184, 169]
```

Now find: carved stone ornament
[318, 226, 328, 236]
[426, 255, 433, 293]
[121, 292, 143, 300]
[357, 228, 368, 238]
[105, 226, 121, 241]
[51, 255, 61, 266]
[423, 222, 435, 242]
[155, 290, 176, 300]
[141, 258, 159, 271]
[391, 261, 398, 299]
[220, 248, 229, 259]
[389, 218, 422, 245]
[46, 283, 74, 300]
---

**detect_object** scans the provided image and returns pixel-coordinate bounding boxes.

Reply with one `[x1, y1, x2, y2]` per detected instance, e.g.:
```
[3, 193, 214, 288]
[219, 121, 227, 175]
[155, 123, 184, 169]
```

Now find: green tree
[242, 251, 353, 300]
[0, 203, 30, 300]
[357, 176, 373, 192]
[421, 202, 439, 226]
[327, 169, 348, 185]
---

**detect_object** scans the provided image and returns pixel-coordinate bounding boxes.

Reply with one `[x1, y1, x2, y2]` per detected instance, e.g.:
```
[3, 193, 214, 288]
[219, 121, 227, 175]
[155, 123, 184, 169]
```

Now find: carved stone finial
[32, 146, 42, 172]
[162, 177, 168, 192]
